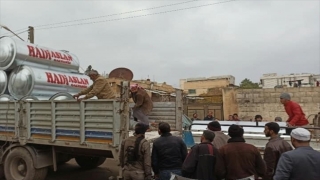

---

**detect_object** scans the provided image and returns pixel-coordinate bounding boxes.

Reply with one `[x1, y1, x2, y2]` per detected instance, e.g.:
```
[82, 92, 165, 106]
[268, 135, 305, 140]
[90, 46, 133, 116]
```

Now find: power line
[37, 0, 238, 30]
[7, 0, 200, 33]
[0, 29, 28, 36]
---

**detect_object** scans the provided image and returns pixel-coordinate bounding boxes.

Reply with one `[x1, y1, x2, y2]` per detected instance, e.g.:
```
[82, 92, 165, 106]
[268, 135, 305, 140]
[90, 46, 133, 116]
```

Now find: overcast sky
[1, 0, 319, 87]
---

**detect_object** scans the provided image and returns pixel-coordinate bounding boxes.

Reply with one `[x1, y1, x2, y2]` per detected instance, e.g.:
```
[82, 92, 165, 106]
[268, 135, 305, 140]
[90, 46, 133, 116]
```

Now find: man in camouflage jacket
[73, 69, 116, 100]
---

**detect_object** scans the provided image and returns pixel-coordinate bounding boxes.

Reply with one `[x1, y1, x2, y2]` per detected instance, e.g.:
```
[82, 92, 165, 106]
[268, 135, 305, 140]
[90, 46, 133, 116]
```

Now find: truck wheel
[75, 156, 106, 169]
[4, 147, 48, 180]
[0, 165, 4, 179]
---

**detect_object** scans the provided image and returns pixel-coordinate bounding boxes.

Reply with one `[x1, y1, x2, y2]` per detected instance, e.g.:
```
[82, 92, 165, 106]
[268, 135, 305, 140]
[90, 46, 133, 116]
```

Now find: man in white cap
[274, 128, 320, 180]
[279, 92, 309, 127]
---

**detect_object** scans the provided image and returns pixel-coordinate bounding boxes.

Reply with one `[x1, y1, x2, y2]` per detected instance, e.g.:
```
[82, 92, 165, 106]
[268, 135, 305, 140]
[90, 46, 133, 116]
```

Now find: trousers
[133, 108, 150, 126]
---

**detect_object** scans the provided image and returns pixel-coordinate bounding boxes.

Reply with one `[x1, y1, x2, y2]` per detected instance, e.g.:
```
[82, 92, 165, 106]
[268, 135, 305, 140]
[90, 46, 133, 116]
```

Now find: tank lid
[49, 92, 75, 100]
[19, 95, 39, 101]
[0, 70, 8, 94]
[0, 37, 16, 70]
[8, 66, 35, 100]
[0, 94, 14, 101]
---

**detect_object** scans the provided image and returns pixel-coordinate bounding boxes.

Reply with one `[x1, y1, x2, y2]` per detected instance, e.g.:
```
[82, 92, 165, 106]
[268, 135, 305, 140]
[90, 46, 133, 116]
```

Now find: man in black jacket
[152, 122, 188, 180]
[182, 130, 225, 180]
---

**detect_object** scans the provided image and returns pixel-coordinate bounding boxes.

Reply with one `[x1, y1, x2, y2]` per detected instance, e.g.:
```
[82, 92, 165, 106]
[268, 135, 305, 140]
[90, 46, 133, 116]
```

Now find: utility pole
[28, 26, 34, 43]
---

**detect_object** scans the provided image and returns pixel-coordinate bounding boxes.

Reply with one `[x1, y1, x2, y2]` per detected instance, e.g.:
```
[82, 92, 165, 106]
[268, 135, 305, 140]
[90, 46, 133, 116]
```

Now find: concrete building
[180, 75, 235, 96]
[260, 73, 320, 89]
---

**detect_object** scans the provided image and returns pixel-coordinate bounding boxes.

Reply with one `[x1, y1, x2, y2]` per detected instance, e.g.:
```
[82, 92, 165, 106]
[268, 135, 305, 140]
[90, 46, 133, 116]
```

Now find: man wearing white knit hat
[274, 128, 320, 180]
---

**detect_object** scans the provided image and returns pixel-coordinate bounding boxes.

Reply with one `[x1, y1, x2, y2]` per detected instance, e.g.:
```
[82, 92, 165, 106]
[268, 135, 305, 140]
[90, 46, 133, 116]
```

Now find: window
[188, 89, 196, 94]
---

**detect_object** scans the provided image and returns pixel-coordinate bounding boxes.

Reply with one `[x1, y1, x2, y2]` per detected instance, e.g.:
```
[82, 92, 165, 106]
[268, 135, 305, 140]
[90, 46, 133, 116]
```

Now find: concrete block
[253, 98, 264, 103]
[270, 93, 278, 98]
[245, 94, 253, 98]
[291, 97, 300, 102]
[253, 94, 260, 98]
[287, 88, 300, 92]
[263, 89, 276, 93]
[275, 88, 286, 92]
[306, 91, 318, 97]
[300, 97, 313, 103]
[236, 94, 244, 99]
[294, 92, 306, 97]
[263, 93, 271, 98]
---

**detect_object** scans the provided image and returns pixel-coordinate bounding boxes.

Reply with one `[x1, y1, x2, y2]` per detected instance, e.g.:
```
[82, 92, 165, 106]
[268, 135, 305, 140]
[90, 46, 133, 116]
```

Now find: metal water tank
[8, 65, 92, 100]
[0, 70, 7, 94]
[0, 36, 80, 72]
[0, 94, 14, 101]
[49, 92, 75, 100]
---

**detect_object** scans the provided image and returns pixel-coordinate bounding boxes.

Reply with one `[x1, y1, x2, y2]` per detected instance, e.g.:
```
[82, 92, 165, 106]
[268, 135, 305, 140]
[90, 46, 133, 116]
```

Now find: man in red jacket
[280, 93, 309, 127]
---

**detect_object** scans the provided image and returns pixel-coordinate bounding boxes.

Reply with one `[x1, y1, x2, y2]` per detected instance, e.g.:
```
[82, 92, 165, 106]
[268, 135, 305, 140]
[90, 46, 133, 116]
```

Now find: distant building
[260, 73, 320, 88]
[180, 75, 235, 96]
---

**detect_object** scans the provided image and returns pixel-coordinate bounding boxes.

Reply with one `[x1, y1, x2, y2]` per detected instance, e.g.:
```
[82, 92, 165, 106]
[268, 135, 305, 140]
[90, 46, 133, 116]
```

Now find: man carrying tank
[73, 67, 116, 101]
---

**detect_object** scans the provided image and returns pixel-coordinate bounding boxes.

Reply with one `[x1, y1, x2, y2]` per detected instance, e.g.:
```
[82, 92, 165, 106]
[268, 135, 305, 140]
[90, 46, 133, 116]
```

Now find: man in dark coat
[182, 130, 225, 180]
[219, 125, 266, 179]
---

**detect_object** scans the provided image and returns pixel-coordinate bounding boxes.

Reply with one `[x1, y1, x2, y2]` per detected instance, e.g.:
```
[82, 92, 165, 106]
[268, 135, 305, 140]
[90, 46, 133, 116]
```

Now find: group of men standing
[119, 120, 320, 180]
[72, 69, 319, 179]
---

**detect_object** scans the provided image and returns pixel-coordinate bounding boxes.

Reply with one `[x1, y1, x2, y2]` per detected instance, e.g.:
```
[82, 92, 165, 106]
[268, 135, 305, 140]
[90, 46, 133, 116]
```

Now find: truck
[0, 81, 183, 180]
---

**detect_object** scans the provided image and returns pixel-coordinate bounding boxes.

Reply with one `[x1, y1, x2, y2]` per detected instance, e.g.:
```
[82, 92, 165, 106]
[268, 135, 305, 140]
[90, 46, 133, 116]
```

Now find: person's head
[275, 117, 282, 122]
[228, 115, 233, 120]
[290, 128, 311, 148]
[254, 115, 263, 122]
[264, 122, 280, 137]
[158, 122, 171, 135]
[86, 69, 100, 81]
[201, 130, 215, 143]
[233, 113, 238, 119]
[130, 84, 139, 93]
[208, 111, 213, 116]
[193, 113, 198, 118]
[280, 93, 291, 105]
[134, 123, 148, 135]
[207, 121, 221, 131]
[228, 124, 244, 138]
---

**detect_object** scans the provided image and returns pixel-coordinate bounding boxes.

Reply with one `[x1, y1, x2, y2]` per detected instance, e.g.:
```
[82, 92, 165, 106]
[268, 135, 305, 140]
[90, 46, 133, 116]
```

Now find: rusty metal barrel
[8, 65, 92, 100]
[0, 36, 80, 72]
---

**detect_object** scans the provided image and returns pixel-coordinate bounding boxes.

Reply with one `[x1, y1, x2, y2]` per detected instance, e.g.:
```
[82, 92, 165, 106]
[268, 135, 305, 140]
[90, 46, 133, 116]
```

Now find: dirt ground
[45, 158, 119, 180]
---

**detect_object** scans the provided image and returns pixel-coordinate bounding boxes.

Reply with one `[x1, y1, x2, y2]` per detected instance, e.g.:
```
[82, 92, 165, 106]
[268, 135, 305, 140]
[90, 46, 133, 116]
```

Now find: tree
[239, 78, 260, 89]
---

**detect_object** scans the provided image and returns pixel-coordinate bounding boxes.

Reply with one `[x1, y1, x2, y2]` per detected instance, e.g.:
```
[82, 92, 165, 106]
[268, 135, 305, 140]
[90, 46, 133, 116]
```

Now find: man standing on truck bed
[130, 83, 153, 128]
[279, 93, 309, 127]
[73, 67, 116, 101]
[119, 123, 152, 180]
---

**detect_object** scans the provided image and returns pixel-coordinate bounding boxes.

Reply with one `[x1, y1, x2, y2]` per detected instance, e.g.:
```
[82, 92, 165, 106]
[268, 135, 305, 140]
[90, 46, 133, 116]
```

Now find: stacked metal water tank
[0, 36, 92, 101]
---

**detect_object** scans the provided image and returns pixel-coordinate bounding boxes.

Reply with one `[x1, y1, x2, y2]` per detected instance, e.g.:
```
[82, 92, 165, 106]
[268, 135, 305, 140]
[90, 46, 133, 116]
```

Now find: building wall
[182, 79, 232, 96]
[225, 87, 320, 121]
[260, 73, 317, 88]
[222, 88, 238, 119]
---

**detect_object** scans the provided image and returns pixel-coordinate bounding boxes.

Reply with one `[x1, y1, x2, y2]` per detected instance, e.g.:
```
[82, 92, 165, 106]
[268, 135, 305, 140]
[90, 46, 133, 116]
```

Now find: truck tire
[0, 165, 4, 179]
[4, 147, 48, 180]
[75, 156, 106, 169]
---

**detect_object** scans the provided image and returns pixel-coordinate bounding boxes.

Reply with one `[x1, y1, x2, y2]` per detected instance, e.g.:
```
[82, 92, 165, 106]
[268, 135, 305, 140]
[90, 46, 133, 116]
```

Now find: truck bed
[0, 100, 122, 150]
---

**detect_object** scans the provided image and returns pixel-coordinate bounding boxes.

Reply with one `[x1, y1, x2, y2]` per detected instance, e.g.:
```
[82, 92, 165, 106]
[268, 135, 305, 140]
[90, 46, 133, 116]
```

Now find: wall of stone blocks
[235, 87, 320, 122]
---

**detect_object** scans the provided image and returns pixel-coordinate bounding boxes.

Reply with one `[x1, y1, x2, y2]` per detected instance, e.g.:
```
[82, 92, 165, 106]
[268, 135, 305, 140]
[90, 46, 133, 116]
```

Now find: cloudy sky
[0, 0, 319, 87]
